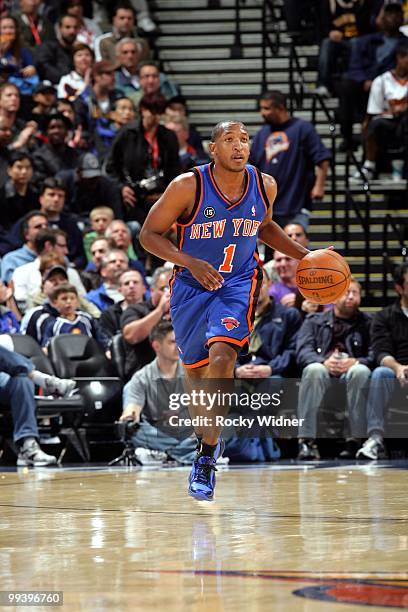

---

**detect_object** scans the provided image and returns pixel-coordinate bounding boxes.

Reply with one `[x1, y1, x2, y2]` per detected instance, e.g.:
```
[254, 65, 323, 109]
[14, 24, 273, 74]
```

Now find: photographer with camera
[105, 92, 181, 226]
[118, 320, 197, 465]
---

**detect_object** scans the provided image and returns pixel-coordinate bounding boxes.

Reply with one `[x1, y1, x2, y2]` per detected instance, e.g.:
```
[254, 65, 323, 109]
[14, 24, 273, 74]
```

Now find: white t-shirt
[12, 259, 86, 304]
[367, 70, 408, 118]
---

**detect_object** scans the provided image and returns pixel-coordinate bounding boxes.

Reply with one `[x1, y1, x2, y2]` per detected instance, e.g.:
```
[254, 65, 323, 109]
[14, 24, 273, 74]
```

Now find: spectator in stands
[235, 269, 302, 379]
[34, 283, 109, 350]
[105, 219, 145, 274]
[338, 3, 406, 149]
[80, 236, 109, 291]
[57, 42, 94, 101]
[164, 95, 205, 155]
[270, 250, 299, 308]
[110, 95, 136, 129]
[250, 90, 330, 229]
[284, 222, 309, 247]
[0, 151, 39, 229]
[315, 0, 373, 98]
[296, 278, 373, 459]
[99, 268, 146, 338]
[0, 278, 20, 333]
[23, 255, 99, 317]
[120, 320, 196, 465]
[30, 81, 57, 129]
[62, 0, 102, 49]
[11, 227, 86, 312]
[86, 248, 129, 311]
[34, 177, 86, 268]
[34, 13, 79, 83]
[0, 83, 23, 134]
[0, 116, 13, 189]
[356, 262, 408, 460]
[73, 60, 118, 155]
[0, 15, 38, 94]
[121, 265, 171, 380]
[83, 206, 114, 262]
[138, 60, 179, 102]
[13, 0, 55, 53]
[165, 116, 208, 171]
[89, 94, 137, 156]
[0, 344, 58, 466]
[1, 210, 48, 281]
[114, 37, 145, 106]
[60, 154, 123, 220]
[106, 93, 180, 223]
[355, 41, 408, 181]
[32, 113, 80, 182]
[94, 3, 150, 66]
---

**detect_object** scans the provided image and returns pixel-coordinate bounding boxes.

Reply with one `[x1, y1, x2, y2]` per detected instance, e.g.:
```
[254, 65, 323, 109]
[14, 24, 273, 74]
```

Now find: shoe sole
[188, 489, 214, 501]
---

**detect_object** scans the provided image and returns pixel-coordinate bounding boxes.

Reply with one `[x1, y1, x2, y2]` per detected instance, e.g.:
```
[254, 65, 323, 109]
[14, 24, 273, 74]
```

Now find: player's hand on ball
[188, 258, 224, 291]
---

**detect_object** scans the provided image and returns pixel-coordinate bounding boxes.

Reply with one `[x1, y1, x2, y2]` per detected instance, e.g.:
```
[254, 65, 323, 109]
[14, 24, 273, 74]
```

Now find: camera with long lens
[114, 419, 140, 442]
[125, 170, 165, 200]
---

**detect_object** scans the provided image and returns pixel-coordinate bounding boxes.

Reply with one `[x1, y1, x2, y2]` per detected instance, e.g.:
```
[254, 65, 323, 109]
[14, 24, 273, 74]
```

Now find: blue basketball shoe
[188, 455, 217, 501]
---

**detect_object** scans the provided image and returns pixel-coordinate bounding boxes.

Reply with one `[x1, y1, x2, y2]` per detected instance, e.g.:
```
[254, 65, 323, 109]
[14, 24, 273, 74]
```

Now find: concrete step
[154, 0, 261, 9]
[159, 44, 318, 60]
[155, 8, 263, 21]
[165, 56, 308, 73]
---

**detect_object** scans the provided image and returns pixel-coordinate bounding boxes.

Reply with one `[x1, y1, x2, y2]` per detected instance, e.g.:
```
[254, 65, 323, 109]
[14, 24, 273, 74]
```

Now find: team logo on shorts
[221, 317, 240, 331]
[204, 206, 215, 218]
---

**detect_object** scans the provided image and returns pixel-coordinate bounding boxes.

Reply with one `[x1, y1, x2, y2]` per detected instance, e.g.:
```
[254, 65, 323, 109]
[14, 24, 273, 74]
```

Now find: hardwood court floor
[0, 462, 407, 611]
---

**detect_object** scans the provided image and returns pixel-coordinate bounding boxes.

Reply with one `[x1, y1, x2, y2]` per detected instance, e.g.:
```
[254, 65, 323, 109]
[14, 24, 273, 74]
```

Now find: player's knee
[209, 344, 236, 377]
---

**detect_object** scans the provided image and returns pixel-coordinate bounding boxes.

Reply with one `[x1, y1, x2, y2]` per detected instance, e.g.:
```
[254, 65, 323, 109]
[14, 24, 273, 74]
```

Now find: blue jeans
[366, 367, 396, 436]
[298, 362, 371, 438]
[131, 419, 197, 464]
[0, 372, 38, 443]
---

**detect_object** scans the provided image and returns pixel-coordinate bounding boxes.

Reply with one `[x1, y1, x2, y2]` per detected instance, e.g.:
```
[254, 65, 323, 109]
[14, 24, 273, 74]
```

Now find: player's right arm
[139, 173, 224, 291]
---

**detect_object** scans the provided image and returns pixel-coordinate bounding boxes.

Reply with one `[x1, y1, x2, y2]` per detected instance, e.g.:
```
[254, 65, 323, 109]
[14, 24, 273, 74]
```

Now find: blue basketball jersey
[175, 163, 269, 287]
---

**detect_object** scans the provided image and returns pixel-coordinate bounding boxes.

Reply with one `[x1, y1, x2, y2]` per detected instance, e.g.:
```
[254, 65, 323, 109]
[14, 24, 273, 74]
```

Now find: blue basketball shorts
[169, 267, 262, 369]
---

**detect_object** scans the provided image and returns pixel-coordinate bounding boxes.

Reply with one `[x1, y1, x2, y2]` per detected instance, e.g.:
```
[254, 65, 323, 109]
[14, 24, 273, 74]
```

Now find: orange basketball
[296, 249, 351, 305]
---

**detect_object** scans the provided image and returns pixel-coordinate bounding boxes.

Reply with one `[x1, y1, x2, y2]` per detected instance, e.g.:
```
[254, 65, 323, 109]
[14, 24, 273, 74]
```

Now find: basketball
[296, 249, 351, 304]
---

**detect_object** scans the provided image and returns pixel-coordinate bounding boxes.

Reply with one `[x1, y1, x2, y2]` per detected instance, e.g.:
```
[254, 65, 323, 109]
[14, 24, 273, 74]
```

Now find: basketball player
[140, 121, 313, 501]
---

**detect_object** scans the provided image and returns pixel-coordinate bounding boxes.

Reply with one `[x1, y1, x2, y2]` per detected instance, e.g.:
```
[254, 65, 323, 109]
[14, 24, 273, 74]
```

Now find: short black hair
[396, 41, 408, 58]
[58, 13, 79, 26]
[139, 93, 167, 115]
[210, 120, 248, 142]
[21, 210, 48, 241]
[8, 150, 32, 167]
[393, 262, 408, 286]
[40, 177, 67, 196]
[138, 60, 160, 75]
[259, 90, 287, 108]
[113, 1, 135, 16]
[150, 320, 173, 344]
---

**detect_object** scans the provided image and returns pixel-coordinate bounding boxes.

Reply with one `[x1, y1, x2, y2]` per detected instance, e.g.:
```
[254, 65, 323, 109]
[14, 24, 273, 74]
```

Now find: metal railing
[230, 0, 244, 59]
[261, 0, 281, 91]
[382, 215, 407, 302]
[288, 40, 305, 113]
[312, 93, 337, 238]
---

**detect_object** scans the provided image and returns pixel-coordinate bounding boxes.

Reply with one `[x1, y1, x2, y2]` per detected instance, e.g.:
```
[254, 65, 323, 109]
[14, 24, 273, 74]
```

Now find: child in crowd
[83, 206, 115, 262]
[37, 284, 110, 351]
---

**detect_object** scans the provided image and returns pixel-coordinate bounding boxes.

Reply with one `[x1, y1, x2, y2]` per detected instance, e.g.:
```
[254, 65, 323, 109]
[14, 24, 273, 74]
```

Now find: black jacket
[237, 299, 303, 376]
[32, 144, 80, 184]
[296, 308, 374, 370]
[34, 40, 73, 83]
[105, 120, 181, 189]
[371, 301, 408, 366]
[99, 302, 124, 339]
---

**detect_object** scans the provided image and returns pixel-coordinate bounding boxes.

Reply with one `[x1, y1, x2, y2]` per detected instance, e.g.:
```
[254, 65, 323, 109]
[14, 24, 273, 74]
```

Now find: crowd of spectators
[0, 0, 406, 466]
[284, 0, 408, 180]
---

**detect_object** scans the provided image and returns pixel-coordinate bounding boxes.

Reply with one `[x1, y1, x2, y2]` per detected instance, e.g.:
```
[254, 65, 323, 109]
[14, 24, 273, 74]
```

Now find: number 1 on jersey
[219, 244, 236, 273]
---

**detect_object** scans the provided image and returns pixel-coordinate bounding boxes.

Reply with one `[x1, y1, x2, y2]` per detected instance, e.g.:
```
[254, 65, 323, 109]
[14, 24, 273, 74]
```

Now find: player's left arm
[257, 174, 310, 261]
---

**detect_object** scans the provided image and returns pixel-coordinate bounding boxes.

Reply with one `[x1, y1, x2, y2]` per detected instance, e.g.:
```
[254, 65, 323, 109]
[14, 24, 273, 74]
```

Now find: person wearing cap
[32, 112, 80, 182]
[57, 152, 123, 219]
[57, 42, 94, 101]
[31, 81, 57, 129]
[10, 226, 87, 312]
[21, 254, 100, 336]
[73, 60, 120, 157]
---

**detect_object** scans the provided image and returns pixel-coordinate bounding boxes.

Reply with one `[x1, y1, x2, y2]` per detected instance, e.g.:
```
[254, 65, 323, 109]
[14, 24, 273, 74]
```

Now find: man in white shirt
[358, 42, 408, 180]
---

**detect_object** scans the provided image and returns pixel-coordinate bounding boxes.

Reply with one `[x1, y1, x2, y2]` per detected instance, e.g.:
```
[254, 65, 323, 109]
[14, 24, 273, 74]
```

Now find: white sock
[30, 370, 54, 389]
[363, 160, 375, 170]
